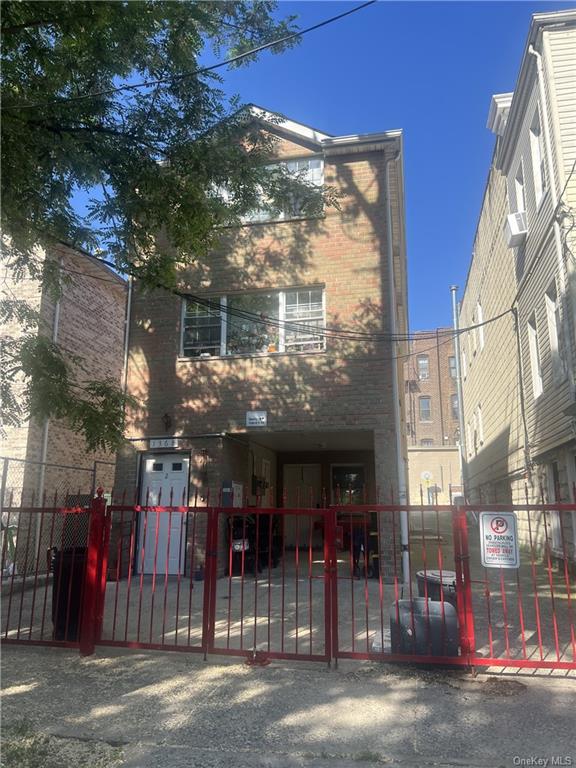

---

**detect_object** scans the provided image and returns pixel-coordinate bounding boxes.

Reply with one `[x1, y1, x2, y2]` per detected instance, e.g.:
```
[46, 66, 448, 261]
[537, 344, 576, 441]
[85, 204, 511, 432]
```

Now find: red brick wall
[404, 330, 459, 447]
[121, 130, 406, 500]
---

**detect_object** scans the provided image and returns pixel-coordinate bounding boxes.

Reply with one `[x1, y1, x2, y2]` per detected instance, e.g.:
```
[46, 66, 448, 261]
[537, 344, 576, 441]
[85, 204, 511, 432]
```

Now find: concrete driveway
[2, 645, 575, 768]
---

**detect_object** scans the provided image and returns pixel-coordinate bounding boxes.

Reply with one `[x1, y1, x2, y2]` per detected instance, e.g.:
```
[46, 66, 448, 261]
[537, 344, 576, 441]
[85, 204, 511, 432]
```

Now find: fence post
[79, 488, 106, 656]
[452, 496, 476, 664]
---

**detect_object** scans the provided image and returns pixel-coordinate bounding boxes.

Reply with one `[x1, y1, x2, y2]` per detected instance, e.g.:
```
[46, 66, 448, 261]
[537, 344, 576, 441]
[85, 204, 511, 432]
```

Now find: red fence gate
[2, 490, 575, 671]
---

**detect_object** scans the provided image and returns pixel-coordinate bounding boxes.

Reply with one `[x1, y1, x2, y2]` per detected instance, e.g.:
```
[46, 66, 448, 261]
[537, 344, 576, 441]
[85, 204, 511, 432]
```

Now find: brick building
[114, 108, 408, 574]
[459, 11, 576, 562]
[1, 242, 127, 504]
[403, 330, 461, 504]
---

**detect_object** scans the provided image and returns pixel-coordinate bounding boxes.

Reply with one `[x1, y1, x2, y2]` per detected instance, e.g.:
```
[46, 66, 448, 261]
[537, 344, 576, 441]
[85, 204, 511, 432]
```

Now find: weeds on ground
[1, 721, 123, 768]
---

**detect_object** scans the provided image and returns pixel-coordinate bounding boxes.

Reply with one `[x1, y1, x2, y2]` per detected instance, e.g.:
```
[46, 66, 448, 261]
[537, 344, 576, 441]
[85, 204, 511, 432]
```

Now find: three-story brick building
[114, 108, 408, 573]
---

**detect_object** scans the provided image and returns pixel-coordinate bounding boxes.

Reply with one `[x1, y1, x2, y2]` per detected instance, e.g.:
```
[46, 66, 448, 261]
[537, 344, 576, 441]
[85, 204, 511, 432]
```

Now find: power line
[181, 290, 513, 344]
[2, 2, 377, 112]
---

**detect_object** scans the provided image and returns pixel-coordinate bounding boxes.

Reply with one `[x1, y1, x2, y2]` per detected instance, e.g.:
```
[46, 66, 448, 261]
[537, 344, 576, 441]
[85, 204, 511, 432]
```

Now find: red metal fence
[2, 489, 575, 671]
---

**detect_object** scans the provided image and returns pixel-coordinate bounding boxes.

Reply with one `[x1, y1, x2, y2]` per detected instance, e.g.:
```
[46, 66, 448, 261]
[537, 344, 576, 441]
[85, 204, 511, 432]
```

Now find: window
[284, 288, 324, 352]
[419, 396, 432, 422]
[417, 354, 430, 380]
[477, 404, 484, 445]
[448, 356, 457, 379]
[420, 439, 434, 447]
[182, 300, 223, 357]
[227, 292, 279, 355]
[530, 108, 547, 204]
[462, 350, 467, 379]
[451, 394, 459, 421]
[477, 301, 484, 350]
[243, 157, 324, 223]
[545, 281, 565, 382]
[515, 161, 526, 213]
[331, 465, 365, 505]
[527, 314, 543, 398]
[182, 288, 325, 358]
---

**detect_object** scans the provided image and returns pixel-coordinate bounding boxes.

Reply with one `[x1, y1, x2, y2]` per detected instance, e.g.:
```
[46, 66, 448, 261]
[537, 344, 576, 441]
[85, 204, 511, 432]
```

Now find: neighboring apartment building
[404, 329, 462, 504]
[1, 242, 127, 504]
[459, 11, 576, 561]
[115, 108, 408, 572]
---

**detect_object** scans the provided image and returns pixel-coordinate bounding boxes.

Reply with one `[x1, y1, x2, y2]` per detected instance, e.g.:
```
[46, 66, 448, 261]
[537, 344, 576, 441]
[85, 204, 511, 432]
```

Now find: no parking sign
[479, 511, 520, 568]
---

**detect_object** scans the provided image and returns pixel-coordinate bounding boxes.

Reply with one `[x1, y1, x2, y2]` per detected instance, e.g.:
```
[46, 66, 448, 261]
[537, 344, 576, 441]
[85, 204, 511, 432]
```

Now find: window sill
[218, 213, 325, 230]
[177, 349, 326, 363]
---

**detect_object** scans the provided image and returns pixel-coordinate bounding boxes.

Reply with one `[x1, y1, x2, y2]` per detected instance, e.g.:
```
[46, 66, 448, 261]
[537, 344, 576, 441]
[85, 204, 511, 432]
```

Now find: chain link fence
[1, 456, 115, 577]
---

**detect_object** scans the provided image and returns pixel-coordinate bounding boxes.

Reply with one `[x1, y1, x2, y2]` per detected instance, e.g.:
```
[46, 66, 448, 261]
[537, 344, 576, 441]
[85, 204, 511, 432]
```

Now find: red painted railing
[2, 490, 575, 670]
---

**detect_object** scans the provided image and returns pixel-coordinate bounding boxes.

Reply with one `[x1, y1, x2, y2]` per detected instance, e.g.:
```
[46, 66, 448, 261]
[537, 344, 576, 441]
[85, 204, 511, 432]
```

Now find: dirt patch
[1, 721, 123, 768]
[480, 676, 527, 696]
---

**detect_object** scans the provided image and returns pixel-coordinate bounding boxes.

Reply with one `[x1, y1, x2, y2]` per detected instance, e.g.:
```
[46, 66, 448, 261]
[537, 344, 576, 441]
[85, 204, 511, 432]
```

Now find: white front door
[282, 464, 322, 547]
[139, 454, 190, 575]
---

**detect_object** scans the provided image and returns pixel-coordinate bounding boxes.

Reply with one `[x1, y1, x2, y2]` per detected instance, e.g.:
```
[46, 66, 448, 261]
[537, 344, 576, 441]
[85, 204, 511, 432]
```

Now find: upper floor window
[417, 354, 430, 380]
[514, 161, 526, 213]
[527, 313, 543, 399]
[545, 280, 566, 382]
[243, 157, 324, 223]
[448, 356, 457, 379]
[476, 301, 484, 350]
[450, 393, 459, 421]
[530, 108, 547, 205]
[420, 439, 434, 447]
[419, 396, 432, 422]
[182, 288, 325, 358]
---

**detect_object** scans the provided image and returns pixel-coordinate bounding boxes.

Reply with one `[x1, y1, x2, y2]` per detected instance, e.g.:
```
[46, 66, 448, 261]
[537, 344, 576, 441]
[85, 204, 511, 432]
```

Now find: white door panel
[139, 454, 189, 575]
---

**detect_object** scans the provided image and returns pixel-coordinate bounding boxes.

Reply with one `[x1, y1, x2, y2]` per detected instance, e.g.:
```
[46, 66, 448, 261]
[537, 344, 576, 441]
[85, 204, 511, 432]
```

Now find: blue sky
[217, 1, 573, 330]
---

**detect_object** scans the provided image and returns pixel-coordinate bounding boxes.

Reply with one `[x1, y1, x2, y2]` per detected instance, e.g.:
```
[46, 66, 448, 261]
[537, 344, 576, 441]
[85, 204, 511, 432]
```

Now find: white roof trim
[322, 129, 402, 146]
[248, 106, 331, 144]
[487, 93, 513, 136]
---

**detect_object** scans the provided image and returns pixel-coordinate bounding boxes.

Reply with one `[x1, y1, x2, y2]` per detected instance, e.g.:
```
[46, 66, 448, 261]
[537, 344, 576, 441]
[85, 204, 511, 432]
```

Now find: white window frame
[530, 107, 547, 206]
[515, 160, 526, 214]
[527, 314, 543, 399]
[417, 354, 430, 380]
[181, 287, 326, 359]
[477, 301, 484, 350]
[450, 393, 459, 421]
[545, 281, 565, 382]
[419, 396, 432, 422]
[242, 156, 324, 224]
[477, 404, 484, 445]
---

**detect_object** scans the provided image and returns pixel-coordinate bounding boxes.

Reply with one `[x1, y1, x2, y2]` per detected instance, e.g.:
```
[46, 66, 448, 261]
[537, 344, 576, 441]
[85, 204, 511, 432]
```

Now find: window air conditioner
[504, 211, 528, 248]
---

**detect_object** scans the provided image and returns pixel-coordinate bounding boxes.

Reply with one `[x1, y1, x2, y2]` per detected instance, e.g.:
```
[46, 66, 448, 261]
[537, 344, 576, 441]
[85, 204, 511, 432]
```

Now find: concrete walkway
[2, 645, 575, 768]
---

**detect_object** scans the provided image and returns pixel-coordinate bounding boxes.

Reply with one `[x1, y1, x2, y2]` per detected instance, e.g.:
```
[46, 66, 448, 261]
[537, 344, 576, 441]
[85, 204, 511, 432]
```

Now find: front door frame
[137, 451, 191, 575]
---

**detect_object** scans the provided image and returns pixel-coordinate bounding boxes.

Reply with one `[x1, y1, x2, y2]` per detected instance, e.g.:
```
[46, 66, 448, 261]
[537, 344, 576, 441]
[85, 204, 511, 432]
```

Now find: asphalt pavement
[1, 646, 575, 768]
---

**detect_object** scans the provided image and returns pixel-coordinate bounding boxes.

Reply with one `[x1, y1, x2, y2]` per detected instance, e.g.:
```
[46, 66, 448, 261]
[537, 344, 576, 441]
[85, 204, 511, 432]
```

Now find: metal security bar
[2, 489, 575, 671]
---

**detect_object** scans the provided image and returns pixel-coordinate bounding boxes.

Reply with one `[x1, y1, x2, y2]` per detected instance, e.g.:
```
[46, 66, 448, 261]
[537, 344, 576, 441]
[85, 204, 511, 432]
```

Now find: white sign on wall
[479, 511, 520, 568]
[246, 411, 267, 427]
[150, 438, 180, 449]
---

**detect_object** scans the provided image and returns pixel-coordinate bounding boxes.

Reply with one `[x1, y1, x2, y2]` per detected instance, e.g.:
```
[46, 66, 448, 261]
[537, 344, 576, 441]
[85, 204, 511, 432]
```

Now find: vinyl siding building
[459, 10, 576, 563]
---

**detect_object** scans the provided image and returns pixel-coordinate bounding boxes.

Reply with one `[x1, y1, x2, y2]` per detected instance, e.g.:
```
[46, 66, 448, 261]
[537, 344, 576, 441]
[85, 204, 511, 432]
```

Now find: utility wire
[182, 290, 513, 343]
[2, 2, 376, 112]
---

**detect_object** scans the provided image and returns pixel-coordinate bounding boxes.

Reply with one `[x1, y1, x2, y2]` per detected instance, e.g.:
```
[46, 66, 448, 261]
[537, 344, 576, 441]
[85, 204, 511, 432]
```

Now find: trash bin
[50, 547, 87, 641]
[390, 598, 459, 657]
[416, 569, 457, 608]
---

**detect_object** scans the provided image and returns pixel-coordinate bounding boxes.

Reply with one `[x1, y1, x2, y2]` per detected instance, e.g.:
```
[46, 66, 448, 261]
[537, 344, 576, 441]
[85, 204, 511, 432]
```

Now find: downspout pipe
[528, 43, 575, 394]
[450, 286, 467, 498]
[385, 151, 410, 585]
[122, 275, 133, 393]
[38, 262, 62, 503]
